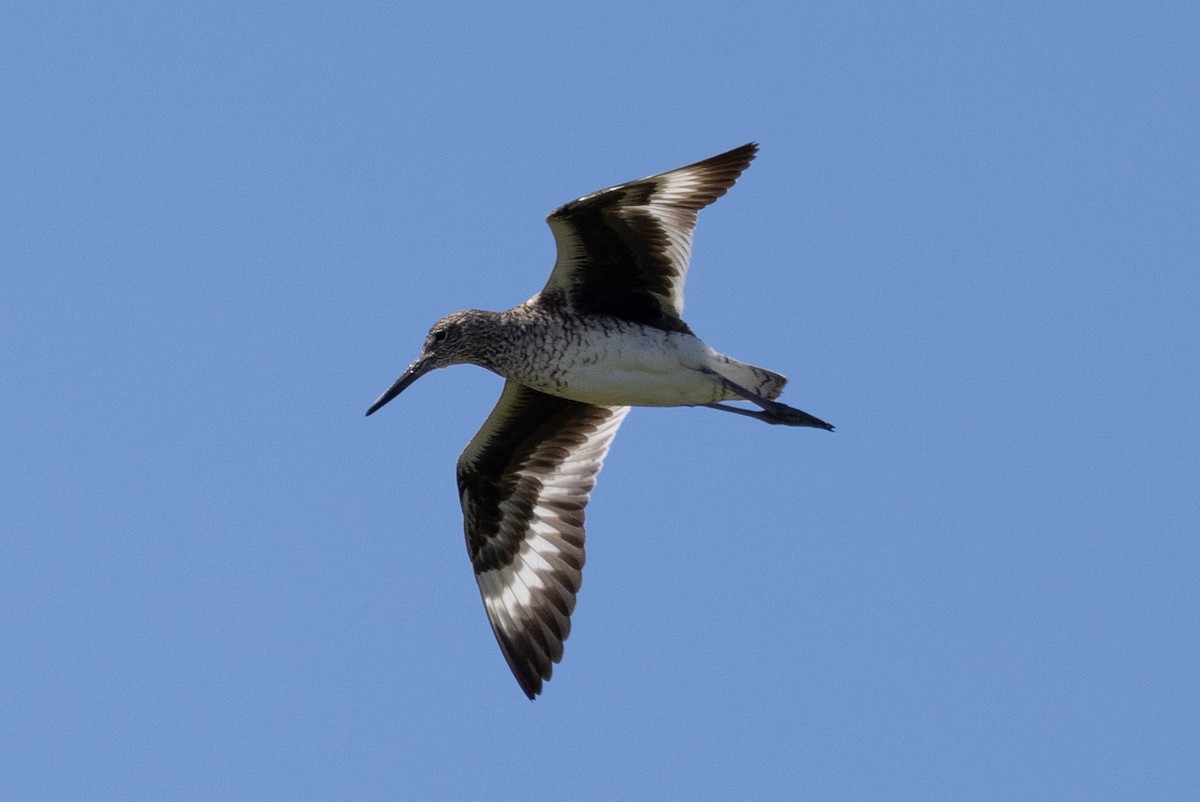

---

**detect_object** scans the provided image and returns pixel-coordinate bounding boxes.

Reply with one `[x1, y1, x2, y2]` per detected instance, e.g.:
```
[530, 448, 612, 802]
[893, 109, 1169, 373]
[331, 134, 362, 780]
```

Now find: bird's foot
[703, 401, 834, 430]
[698, 368, 834, 430]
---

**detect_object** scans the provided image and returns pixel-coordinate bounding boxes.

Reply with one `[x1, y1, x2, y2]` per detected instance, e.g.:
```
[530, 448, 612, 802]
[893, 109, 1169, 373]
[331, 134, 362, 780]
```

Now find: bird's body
[435, 306, 785, 408]
[367, 143, 832, 698]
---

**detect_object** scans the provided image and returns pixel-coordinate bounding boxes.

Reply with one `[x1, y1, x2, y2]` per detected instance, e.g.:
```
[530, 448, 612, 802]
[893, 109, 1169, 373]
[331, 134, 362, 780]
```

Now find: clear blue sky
[3, 2, 1197, 798]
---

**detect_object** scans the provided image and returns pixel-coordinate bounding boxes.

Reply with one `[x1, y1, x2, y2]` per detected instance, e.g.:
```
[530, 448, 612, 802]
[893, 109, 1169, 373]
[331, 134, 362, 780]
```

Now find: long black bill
[365, 357, 433, 416]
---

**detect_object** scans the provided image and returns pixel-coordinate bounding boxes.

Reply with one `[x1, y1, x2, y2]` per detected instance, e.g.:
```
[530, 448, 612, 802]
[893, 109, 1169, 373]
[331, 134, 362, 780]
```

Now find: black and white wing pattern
[541, 142, 758, 333]
[457, 381, 629, 699]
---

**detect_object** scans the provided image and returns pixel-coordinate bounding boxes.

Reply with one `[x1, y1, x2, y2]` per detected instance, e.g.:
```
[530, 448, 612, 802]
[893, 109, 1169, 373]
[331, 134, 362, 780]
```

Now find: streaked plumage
[367, 144, 832, 698]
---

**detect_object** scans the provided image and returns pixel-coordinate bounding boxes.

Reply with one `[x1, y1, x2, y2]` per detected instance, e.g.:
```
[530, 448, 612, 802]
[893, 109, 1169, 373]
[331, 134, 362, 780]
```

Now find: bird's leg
[703, 401, 834, 429]
[700, 370, 834, 430]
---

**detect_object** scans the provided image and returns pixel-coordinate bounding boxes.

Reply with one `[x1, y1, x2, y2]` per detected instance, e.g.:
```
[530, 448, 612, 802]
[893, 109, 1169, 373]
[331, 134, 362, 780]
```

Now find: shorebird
[367, 143, 832, 698]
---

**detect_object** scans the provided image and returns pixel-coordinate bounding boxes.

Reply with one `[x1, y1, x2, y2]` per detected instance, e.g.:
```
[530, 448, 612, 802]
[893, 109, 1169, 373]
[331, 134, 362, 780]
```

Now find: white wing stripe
[464, 397, 630, 697]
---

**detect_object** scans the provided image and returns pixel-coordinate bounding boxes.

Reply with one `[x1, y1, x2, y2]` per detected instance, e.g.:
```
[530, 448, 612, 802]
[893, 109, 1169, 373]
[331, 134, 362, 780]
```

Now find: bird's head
[365, 309, 497, 416]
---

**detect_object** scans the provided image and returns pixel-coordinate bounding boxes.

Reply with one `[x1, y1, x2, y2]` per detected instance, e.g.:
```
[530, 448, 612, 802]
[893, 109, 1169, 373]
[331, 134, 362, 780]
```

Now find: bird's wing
[541, 143, 758, 333]
[457, 381, 629, 698]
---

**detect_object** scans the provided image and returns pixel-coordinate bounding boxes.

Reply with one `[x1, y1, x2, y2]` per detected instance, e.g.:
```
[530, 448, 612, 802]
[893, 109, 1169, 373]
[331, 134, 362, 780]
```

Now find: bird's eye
[433, 329, 448, 342]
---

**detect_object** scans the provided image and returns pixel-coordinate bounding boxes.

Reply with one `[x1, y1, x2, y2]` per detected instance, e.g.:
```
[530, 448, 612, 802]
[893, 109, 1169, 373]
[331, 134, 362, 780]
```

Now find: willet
[367, 143, 832, 698]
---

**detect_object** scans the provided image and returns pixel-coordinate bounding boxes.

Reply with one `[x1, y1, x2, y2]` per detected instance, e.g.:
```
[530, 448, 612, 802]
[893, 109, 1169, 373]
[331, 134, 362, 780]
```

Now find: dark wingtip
[515, 676, 540, 701]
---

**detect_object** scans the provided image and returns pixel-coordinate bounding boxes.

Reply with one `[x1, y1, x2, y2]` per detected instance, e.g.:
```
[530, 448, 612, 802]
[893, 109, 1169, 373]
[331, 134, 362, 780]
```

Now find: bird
[366, 143, 832, 699]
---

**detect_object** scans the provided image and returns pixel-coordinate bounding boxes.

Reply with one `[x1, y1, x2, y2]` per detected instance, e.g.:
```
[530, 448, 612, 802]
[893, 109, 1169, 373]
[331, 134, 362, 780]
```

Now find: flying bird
[367, 143, 832, 698]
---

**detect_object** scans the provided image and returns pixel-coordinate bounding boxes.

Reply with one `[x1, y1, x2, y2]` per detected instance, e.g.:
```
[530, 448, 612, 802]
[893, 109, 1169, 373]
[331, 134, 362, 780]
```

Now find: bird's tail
[710, 354, 788, 401]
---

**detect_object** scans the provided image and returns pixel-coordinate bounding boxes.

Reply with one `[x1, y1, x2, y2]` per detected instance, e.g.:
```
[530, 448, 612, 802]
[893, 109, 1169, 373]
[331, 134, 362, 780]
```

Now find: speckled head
[365, 309, 500, 416]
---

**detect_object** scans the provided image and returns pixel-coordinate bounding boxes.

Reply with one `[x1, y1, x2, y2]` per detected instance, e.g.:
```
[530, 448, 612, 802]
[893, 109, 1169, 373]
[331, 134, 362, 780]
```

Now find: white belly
[511, 328, 729, 407]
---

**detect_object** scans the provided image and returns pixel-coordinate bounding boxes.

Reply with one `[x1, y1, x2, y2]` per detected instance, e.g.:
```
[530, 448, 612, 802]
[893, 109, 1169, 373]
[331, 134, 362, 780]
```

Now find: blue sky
[3, 1, 1198, 798]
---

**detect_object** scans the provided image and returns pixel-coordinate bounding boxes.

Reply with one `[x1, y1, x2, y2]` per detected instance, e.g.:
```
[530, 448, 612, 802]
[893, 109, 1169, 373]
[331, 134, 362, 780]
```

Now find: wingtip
[517, 674, 542, 701]
[711, 141, 758, 165]
[726, 141, 759, 162]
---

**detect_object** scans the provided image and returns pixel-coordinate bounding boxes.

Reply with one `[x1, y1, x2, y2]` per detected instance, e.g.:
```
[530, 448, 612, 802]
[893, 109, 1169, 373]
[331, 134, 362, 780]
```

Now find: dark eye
[433, 329, 448, 342]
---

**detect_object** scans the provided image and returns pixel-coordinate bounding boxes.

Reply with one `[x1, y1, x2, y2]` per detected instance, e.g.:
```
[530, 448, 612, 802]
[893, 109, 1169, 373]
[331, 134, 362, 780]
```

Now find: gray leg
[700, 370, 834, 430]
